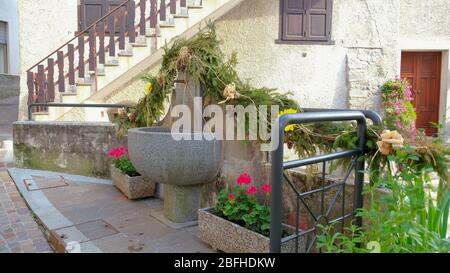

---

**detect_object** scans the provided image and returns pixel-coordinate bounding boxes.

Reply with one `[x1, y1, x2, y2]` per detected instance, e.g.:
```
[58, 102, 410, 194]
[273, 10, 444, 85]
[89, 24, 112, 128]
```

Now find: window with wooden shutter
[279, 0, 333, 44]
[79, 0, 125, 32]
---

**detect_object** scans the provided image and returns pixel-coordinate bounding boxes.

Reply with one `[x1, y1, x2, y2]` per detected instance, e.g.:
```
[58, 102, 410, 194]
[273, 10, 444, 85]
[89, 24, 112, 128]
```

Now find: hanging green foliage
[114, 24, 449, 191]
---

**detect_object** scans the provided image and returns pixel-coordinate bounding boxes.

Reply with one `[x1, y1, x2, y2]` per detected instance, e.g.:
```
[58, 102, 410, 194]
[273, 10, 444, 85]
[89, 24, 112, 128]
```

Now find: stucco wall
[400, 0, 450, 39]
[0, 0, 20, 76]
[212, 0, 400, 111]
[17, 0, 78, 120]
[104, 0, 402, 111]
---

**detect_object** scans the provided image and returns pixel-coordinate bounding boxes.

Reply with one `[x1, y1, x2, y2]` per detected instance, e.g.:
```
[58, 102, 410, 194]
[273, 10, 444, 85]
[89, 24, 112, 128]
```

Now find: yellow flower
[278, 108, 299, 132]
[145, 83, 153, 95]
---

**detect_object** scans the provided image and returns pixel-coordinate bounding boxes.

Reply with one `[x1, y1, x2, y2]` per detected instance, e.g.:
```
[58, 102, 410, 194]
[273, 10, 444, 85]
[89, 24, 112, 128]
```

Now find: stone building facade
[13, 0, 450, 137]
[213, 0, 450, 135]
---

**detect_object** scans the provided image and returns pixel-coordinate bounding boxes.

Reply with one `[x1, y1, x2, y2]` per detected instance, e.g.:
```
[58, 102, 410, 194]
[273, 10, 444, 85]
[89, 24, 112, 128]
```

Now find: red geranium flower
[237, 173, 252, 186]
[227, 194, 235, 200]
[108, 147, 126, 159]
[246, 186, 257, 195]
[261, 184, 271, 193]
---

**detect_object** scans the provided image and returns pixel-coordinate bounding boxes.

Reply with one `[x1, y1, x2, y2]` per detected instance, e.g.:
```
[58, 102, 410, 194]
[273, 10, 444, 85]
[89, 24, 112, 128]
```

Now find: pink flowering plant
[108, 147, 140, 177]
[381, 78, 417, 137]
[215, 173, 272, 236]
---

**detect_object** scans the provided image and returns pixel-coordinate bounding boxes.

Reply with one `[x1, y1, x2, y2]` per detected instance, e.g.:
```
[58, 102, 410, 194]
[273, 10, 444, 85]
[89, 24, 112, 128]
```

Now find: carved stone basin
[128, 127, 223, 223]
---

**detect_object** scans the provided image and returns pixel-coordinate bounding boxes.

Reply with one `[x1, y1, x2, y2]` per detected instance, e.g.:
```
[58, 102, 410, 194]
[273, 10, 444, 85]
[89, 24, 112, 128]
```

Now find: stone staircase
[27, 0, 243, 122]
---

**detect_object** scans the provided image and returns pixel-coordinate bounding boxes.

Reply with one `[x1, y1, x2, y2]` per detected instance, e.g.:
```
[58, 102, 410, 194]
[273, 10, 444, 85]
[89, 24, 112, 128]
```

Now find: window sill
[274, 39, 335, 46]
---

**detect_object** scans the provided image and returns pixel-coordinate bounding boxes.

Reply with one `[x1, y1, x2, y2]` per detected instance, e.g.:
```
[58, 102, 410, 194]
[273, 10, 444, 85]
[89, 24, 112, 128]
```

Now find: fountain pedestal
[163, 184, 203, 223]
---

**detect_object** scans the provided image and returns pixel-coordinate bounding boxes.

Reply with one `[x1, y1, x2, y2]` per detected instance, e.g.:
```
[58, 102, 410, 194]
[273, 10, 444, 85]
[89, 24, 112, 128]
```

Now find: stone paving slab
[0, 170, 52, 253]
[8, 168, 214, 253]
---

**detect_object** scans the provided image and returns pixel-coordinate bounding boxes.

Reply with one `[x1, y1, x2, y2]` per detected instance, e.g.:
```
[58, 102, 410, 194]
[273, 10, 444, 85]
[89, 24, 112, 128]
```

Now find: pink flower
[236, 173, 252, 186]
[246, 186, 257, 195]
[108, 147, 126, 159]
[228, 194, 235, 200]
[261, 184, 271, 193]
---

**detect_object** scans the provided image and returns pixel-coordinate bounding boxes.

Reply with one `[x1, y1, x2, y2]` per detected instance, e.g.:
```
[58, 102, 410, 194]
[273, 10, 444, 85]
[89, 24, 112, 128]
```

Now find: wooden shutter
[306, 0, 332, 41]
[79, 0, 124, 31]
[281, 0, 333, 42]
[281, 0, 307, 41]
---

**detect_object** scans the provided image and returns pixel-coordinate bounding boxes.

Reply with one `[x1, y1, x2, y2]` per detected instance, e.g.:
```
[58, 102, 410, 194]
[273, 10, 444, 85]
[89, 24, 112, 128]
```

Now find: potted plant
[108, 147, 155, 200]
[198, 173, 305, 253]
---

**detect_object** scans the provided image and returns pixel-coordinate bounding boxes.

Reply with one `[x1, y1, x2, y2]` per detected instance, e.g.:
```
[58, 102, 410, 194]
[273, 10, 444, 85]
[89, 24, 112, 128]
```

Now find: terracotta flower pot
[110, 165, 155, 200]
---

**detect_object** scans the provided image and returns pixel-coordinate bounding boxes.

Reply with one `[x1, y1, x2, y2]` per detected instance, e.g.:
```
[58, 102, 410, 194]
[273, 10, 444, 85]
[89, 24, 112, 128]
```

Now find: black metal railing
[269, 110, 381, 253]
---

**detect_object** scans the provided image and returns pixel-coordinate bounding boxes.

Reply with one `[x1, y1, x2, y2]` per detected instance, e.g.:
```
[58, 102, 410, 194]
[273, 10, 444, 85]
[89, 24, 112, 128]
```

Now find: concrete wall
[13, 121, 126, 178]
[0, 0, 20, 76]
[17, 0, 78, 120]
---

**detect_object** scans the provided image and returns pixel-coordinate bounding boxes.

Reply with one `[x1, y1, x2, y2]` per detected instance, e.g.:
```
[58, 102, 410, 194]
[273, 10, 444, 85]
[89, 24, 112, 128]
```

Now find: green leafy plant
[318, 150, 450, 253]
[215, 173, 272, 236]
[113, 25, 448, 185]
[108, 147, 140, 177]
[316, 224, 368, 253]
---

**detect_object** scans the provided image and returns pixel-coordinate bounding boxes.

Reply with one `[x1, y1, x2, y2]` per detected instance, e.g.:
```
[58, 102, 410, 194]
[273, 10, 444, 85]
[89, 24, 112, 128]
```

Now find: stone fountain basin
[128, 127, 223, 187]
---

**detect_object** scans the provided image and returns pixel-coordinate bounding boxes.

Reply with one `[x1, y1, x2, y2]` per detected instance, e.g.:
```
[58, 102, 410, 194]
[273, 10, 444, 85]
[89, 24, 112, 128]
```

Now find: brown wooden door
[401, 52, 442, 136]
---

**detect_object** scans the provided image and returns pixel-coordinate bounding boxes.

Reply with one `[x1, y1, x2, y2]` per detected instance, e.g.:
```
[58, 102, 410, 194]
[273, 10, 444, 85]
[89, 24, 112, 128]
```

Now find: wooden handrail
[27, 0, 133, 72]
[28, 0, 186, 112]
[53, 1, 169, 85]
[33, 0, 172, 74]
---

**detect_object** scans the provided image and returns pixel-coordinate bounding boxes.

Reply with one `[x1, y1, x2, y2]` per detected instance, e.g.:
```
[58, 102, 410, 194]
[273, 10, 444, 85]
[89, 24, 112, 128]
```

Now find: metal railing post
[354, 115, 367, 228]
[269, 116, 286, 253]
[269, 110, 372, 253]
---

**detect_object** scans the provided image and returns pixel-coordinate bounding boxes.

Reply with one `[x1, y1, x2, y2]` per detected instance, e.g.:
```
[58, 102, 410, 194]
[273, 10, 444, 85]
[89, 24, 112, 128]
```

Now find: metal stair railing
[269, 109, 381, 253]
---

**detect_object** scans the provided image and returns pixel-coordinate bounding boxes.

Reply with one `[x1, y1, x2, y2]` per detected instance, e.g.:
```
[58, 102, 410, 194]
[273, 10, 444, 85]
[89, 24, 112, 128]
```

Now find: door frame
[399, 49, 449, 136]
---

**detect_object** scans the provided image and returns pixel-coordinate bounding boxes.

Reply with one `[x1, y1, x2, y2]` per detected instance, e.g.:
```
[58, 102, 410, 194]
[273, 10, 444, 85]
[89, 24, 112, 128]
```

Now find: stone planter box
[198, 208, 306, 253]
[110, 165, 155, 200]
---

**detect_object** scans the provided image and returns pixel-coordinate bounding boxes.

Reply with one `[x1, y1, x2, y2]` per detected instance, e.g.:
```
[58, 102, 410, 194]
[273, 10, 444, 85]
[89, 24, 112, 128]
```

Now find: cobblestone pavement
[0, 141, 53, 253]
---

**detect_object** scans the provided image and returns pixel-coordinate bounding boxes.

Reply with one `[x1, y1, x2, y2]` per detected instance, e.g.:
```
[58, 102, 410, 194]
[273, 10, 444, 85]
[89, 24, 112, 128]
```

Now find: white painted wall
[0, 0, 20, 76]
[17, 0, 78, 120]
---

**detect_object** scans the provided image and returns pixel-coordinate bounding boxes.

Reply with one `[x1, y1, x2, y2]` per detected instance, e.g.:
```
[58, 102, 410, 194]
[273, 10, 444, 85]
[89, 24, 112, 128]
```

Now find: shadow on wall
[218, 0, 274, 22]
[0, 74, 20, 139]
